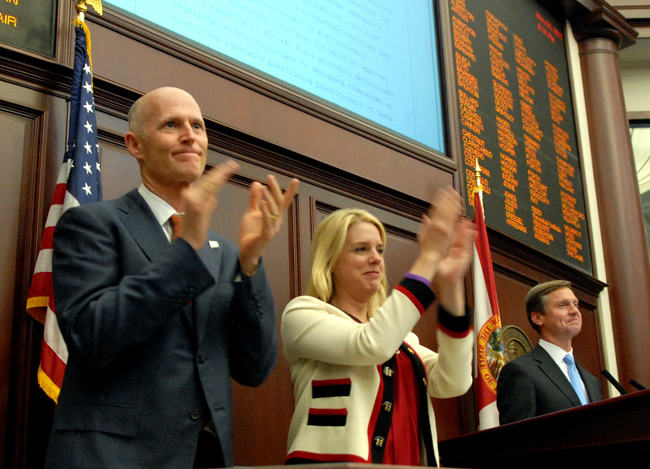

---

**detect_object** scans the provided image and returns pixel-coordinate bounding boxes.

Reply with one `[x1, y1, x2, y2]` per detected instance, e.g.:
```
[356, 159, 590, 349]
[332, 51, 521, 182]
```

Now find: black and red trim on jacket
[285, 277, 471, 466]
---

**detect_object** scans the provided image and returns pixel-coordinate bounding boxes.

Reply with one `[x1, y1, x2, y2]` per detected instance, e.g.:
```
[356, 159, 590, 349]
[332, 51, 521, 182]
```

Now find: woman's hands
[433, 218, 476, 315]
[418, 187, 463, 260]
[409, 187, 476, 316]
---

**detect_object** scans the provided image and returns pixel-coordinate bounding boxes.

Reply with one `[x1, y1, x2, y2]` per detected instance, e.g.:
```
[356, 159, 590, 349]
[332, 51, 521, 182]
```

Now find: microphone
[630, 379, 647, 391]
[602, 369, 628, 395]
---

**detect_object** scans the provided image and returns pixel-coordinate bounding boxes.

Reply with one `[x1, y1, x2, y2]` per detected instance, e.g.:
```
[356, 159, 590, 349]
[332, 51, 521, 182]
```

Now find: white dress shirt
[138, 184, 178, 242]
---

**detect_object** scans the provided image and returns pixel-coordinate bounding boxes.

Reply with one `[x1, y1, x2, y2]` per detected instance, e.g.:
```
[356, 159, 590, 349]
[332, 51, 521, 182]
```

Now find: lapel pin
[209, 240, 220, 249]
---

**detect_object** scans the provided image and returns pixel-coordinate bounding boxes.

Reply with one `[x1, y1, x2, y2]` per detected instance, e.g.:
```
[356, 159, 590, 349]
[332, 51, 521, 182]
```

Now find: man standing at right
[497, 280, 604, 425]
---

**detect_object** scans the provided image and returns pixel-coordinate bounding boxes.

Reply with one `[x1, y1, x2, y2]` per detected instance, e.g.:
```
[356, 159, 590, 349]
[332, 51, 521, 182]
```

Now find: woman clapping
[281, 188, 477, 467]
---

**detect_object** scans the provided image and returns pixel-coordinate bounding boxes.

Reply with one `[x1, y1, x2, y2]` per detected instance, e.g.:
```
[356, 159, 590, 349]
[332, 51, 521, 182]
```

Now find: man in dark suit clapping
[45, 87, 298, 468]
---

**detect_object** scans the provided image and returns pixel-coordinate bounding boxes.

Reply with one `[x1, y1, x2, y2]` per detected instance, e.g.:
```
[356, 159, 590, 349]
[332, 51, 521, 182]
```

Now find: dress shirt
[138, 184, 178, 242]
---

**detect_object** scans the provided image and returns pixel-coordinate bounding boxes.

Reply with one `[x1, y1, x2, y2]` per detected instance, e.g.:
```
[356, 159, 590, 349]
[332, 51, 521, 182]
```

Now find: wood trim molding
[437, 0, 466, 194]
[98, 120, 431, 222]
[629, 112, 650, 122]
[287, 195, 301, 299]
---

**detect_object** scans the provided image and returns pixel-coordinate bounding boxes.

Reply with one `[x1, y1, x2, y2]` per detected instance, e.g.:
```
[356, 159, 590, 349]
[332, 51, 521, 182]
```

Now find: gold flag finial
[473, 159, 485, 205]
[75, 1, 103, 21]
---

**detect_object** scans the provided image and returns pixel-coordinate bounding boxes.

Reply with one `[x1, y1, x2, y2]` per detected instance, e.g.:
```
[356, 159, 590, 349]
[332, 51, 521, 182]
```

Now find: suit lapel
[534, 345, 583, 407]
[116, 190, 195, 331]
[117, 190, 169, 262]
[194, 233, 223, 345]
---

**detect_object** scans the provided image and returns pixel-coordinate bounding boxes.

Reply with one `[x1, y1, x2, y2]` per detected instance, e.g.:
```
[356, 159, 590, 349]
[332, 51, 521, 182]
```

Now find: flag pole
[474, 159, 483, 206]
[75, 1, 103, 22]
[76, 0, 87, 22]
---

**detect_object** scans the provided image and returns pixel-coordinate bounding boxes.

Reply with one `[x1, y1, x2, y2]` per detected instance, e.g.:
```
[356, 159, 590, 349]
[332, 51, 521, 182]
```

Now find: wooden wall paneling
[0, 85, 66, 468]
[207, 158, 298, 466]
[0, 106, 37, 469]
[0, 80, 71, 469]
[97, 141, 142, 200]
[23, 90, 70, 469]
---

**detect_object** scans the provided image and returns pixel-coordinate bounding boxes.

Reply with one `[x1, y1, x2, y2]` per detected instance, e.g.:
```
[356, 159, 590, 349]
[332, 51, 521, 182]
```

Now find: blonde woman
[281, 189, 476, 466]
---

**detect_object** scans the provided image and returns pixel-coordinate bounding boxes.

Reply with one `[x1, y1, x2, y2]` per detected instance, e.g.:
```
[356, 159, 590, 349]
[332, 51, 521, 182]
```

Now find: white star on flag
[82, 182, 92, 195]
[84, 121, 93, 133]
[83, 101, 93, 113]
[83, 82, 92, 93]
[96, 161, 101, 171]
[83, 162, 92, 174]
[83, 63, 91, 74]
[84, 142, 92, 154]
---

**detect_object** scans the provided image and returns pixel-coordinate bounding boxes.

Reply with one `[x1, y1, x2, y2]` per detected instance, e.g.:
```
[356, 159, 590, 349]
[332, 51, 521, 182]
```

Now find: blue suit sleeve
[53, 205, 214, 370]
[228, 259, 278, 386]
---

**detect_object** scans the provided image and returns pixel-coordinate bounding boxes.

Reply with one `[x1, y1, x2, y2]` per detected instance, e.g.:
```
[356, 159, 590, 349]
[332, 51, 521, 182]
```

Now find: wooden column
[572, 5, 650, 388]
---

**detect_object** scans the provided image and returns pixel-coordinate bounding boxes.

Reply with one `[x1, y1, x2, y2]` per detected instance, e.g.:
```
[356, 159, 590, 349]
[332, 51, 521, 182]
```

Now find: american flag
[26, 20, 102, 402]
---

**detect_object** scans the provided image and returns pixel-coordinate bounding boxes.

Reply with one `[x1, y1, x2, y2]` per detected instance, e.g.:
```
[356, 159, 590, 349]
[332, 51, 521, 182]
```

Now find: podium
[438, 389, 650, 467]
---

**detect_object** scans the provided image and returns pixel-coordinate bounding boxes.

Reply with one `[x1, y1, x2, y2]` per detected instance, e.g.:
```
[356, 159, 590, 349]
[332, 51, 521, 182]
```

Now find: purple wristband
[403, 272, 431, 288]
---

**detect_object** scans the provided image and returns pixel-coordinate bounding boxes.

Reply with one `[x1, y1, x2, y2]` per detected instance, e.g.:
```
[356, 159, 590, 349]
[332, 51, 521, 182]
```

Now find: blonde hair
[307, 208, 388, 317]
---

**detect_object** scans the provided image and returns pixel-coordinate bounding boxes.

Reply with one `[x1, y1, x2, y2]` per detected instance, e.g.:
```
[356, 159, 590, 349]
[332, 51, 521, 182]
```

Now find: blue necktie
[563, 354, 588, 405]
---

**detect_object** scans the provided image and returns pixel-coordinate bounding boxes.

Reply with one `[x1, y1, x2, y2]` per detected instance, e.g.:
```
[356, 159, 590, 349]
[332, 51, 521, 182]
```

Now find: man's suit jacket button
[197, 355, 205, 364]
[190, 409, 201, 420]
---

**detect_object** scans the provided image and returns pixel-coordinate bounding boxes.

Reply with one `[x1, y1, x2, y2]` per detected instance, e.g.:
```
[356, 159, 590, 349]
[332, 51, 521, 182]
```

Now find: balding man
[45, 87, 298, 468]
[497, 280, 603, 425]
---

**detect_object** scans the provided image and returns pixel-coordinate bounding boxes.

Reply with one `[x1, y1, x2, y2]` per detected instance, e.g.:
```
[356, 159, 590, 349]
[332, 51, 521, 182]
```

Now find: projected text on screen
[105, 0, 446, 153]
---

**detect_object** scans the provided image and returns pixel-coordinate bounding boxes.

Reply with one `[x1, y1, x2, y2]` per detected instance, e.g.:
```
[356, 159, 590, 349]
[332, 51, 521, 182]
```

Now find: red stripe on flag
[40, 339, 66, 389]
[26, 272, 54, 324]
[37, 226, 56, 250]
[474, 193, 500, 317]
[27, 271, 53, 297]
[52, 182, 67, 205]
